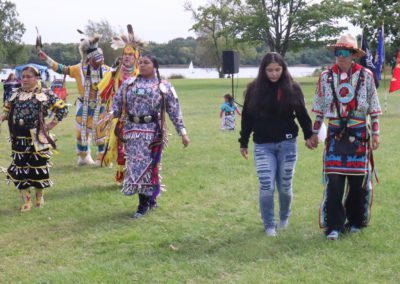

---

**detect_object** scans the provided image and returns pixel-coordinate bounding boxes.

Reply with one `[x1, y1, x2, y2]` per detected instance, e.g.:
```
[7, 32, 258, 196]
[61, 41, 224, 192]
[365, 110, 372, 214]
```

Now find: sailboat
[188, 61, 194, 74]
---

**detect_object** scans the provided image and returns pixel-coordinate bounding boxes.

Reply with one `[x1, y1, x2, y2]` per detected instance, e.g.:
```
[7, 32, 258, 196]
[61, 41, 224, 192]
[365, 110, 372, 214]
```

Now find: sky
[11, 0, 360, 45]
[11, 0, 208, 44]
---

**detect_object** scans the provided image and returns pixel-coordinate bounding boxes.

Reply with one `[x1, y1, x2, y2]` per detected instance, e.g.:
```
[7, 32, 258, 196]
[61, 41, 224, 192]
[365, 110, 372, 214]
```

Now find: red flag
[389, 51, 400, 93]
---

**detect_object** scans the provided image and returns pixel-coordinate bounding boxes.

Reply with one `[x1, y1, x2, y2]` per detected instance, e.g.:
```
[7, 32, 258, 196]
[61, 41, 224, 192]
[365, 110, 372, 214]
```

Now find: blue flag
[375, 26, 385, 80]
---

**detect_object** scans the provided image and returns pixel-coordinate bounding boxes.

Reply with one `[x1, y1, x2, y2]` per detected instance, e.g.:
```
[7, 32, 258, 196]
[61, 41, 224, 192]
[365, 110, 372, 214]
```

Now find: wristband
[179, 128, 187, 136]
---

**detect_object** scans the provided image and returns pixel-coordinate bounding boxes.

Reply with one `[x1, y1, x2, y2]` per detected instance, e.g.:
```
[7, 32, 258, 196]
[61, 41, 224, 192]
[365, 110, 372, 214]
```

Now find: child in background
[220, 93, 241, 130]
[2, 73, 20, 103]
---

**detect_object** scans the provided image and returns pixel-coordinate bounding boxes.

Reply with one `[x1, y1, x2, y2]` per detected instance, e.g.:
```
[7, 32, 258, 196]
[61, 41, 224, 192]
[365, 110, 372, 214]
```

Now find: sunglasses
[335, 49, 353, 58]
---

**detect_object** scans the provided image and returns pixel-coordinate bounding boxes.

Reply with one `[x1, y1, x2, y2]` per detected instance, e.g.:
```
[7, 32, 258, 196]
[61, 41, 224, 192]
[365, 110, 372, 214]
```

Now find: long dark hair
[244, 52, 304, 115]
[140, 54, 166, 144]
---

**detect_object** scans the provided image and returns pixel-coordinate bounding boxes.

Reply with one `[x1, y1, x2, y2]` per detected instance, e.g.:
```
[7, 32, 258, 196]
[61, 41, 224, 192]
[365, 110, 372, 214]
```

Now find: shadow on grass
[0, 207, 20, 217]
[50, 163, 114, 173]
[149, 228, 325, 269]
[47, 182, 121, 202]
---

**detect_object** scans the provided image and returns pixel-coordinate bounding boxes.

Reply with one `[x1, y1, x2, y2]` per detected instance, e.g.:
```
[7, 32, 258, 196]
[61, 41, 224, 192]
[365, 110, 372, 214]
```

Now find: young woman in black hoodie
[239, 52, 315, 236]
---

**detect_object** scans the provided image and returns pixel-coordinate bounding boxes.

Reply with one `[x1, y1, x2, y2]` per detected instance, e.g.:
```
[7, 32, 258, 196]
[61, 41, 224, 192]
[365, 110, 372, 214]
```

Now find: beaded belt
[225, 111, 234, 115]
[128, 114, 158, 124]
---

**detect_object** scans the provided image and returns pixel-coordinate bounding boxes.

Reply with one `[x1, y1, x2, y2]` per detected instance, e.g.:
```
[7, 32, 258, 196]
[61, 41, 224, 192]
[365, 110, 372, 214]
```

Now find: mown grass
[0, 77, 399, 283]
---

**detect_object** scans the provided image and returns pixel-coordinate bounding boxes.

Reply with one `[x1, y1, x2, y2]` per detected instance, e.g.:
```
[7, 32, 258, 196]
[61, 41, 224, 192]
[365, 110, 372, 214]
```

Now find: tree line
[3, 35, 335, 69]
[1, 0, 400, 77]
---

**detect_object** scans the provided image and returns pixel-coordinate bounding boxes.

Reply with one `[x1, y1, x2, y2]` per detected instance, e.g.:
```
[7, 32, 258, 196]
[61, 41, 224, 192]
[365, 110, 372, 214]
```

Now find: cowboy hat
[327, 34, 366, 58]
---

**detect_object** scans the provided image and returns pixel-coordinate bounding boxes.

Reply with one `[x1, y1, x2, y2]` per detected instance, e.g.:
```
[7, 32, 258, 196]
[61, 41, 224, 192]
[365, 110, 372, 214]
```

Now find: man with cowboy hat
[308, 34, 382, 240]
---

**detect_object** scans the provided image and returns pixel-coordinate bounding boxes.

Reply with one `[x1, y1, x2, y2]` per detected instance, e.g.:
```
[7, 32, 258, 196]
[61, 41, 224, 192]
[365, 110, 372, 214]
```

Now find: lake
[160, 66, 318, 79]
[1, 66, 318, 82]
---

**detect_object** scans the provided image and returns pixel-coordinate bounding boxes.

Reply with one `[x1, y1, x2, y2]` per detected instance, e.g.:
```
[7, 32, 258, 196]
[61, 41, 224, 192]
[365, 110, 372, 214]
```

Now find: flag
[360, 33, 379, 88]
[389, 50, 400, 93]
[360, 35, 376, 70]
[374, 26, 385, 81]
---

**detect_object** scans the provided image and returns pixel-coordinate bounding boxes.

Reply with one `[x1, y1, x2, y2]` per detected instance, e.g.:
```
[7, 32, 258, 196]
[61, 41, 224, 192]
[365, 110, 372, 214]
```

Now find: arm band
[371, 115, 380, 136]
[312, 115, 324, 134]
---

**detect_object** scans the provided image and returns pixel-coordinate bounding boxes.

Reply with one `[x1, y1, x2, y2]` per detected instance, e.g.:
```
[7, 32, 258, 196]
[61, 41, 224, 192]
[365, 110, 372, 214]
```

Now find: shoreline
[160, 64, 318, 68]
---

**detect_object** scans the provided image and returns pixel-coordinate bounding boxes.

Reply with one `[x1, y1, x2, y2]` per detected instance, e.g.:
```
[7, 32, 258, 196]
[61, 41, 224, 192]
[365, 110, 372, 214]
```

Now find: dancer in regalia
[98, 24, 141, 185]
[309, 34, 381, 240]
[0, 66, 68, 211]
[38, 31, 110, 166]
[112, 54, 190, 218]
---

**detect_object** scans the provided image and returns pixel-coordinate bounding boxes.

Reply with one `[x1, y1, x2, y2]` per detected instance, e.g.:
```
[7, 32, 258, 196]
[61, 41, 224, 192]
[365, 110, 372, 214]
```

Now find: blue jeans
[254, 139, 298, 229]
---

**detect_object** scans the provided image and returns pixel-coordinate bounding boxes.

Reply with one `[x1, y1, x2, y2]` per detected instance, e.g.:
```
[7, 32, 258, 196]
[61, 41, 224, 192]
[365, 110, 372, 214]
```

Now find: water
[159, 66, 318, 79]
[1, 66, 318, 82]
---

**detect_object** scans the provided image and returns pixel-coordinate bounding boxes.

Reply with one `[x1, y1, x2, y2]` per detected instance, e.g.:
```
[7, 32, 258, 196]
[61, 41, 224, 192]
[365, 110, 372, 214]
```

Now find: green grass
[0, 77, 399, 283]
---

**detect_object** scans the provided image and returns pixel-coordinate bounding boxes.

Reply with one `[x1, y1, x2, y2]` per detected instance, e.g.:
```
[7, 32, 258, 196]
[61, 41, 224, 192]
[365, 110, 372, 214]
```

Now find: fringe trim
[8, 165, 50, 176]
[11, 151, 52, 160]
[121, 183, 154, 196]
[6, 175, 53, 189]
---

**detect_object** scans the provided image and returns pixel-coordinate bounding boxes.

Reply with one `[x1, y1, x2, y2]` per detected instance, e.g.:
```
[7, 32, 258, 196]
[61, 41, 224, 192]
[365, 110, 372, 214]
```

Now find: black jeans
[325, 174, 367, 233]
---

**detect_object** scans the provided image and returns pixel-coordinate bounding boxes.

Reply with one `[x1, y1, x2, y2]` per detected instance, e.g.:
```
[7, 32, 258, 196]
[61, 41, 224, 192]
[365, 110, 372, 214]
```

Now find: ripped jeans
[254, 139, 298, 230]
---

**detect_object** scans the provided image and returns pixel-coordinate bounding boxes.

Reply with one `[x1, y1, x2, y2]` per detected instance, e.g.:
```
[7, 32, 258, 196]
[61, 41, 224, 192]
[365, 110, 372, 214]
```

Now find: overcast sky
[11, 0, 208, 44]
[11, 0, 360, 45]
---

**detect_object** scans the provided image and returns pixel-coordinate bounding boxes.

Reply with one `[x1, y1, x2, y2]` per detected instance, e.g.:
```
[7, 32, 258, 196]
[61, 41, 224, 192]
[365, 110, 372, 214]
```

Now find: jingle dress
[3, 87, 68, 189]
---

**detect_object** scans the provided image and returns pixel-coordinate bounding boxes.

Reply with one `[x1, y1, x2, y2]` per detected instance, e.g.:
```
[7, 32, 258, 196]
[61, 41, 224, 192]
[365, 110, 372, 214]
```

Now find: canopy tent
[15, 63, 50, 82]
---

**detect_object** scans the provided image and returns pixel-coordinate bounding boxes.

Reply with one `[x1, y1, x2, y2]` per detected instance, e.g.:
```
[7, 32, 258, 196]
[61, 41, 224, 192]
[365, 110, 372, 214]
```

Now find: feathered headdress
[77, 29, 103, 63]
[111, 24, 144, 57]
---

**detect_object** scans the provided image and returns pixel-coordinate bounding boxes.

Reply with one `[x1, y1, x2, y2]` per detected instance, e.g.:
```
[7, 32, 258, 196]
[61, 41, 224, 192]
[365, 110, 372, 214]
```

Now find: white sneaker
[327, 230, 339, 240]
[265, 228, 277, 237]
[278, 219, 289, 230]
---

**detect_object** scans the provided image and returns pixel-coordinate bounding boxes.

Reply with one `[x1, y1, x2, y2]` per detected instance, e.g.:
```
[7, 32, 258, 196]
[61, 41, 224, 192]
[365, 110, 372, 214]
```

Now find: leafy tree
[185, 0, 243, 78]
[352, 0, 400, 60]
[25, 43, 80, 66]
[149, 37, 198, 65]
[0, 0, 25, 66]
[234, 0, 356, 57]
[5, 44, 27, 65]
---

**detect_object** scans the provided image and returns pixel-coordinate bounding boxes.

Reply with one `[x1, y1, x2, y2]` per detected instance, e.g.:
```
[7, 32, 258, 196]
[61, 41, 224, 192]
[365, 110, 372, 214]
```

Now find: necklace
[340, 72, 348, 80]
[336, 64, 354, 104]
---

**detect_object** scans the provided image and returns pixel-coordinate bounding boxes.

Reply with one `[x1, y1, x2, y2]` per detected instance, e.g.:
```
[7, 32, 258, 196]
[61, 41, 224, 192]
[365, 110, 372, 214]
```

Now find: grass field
[0, 77, 400, 283]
